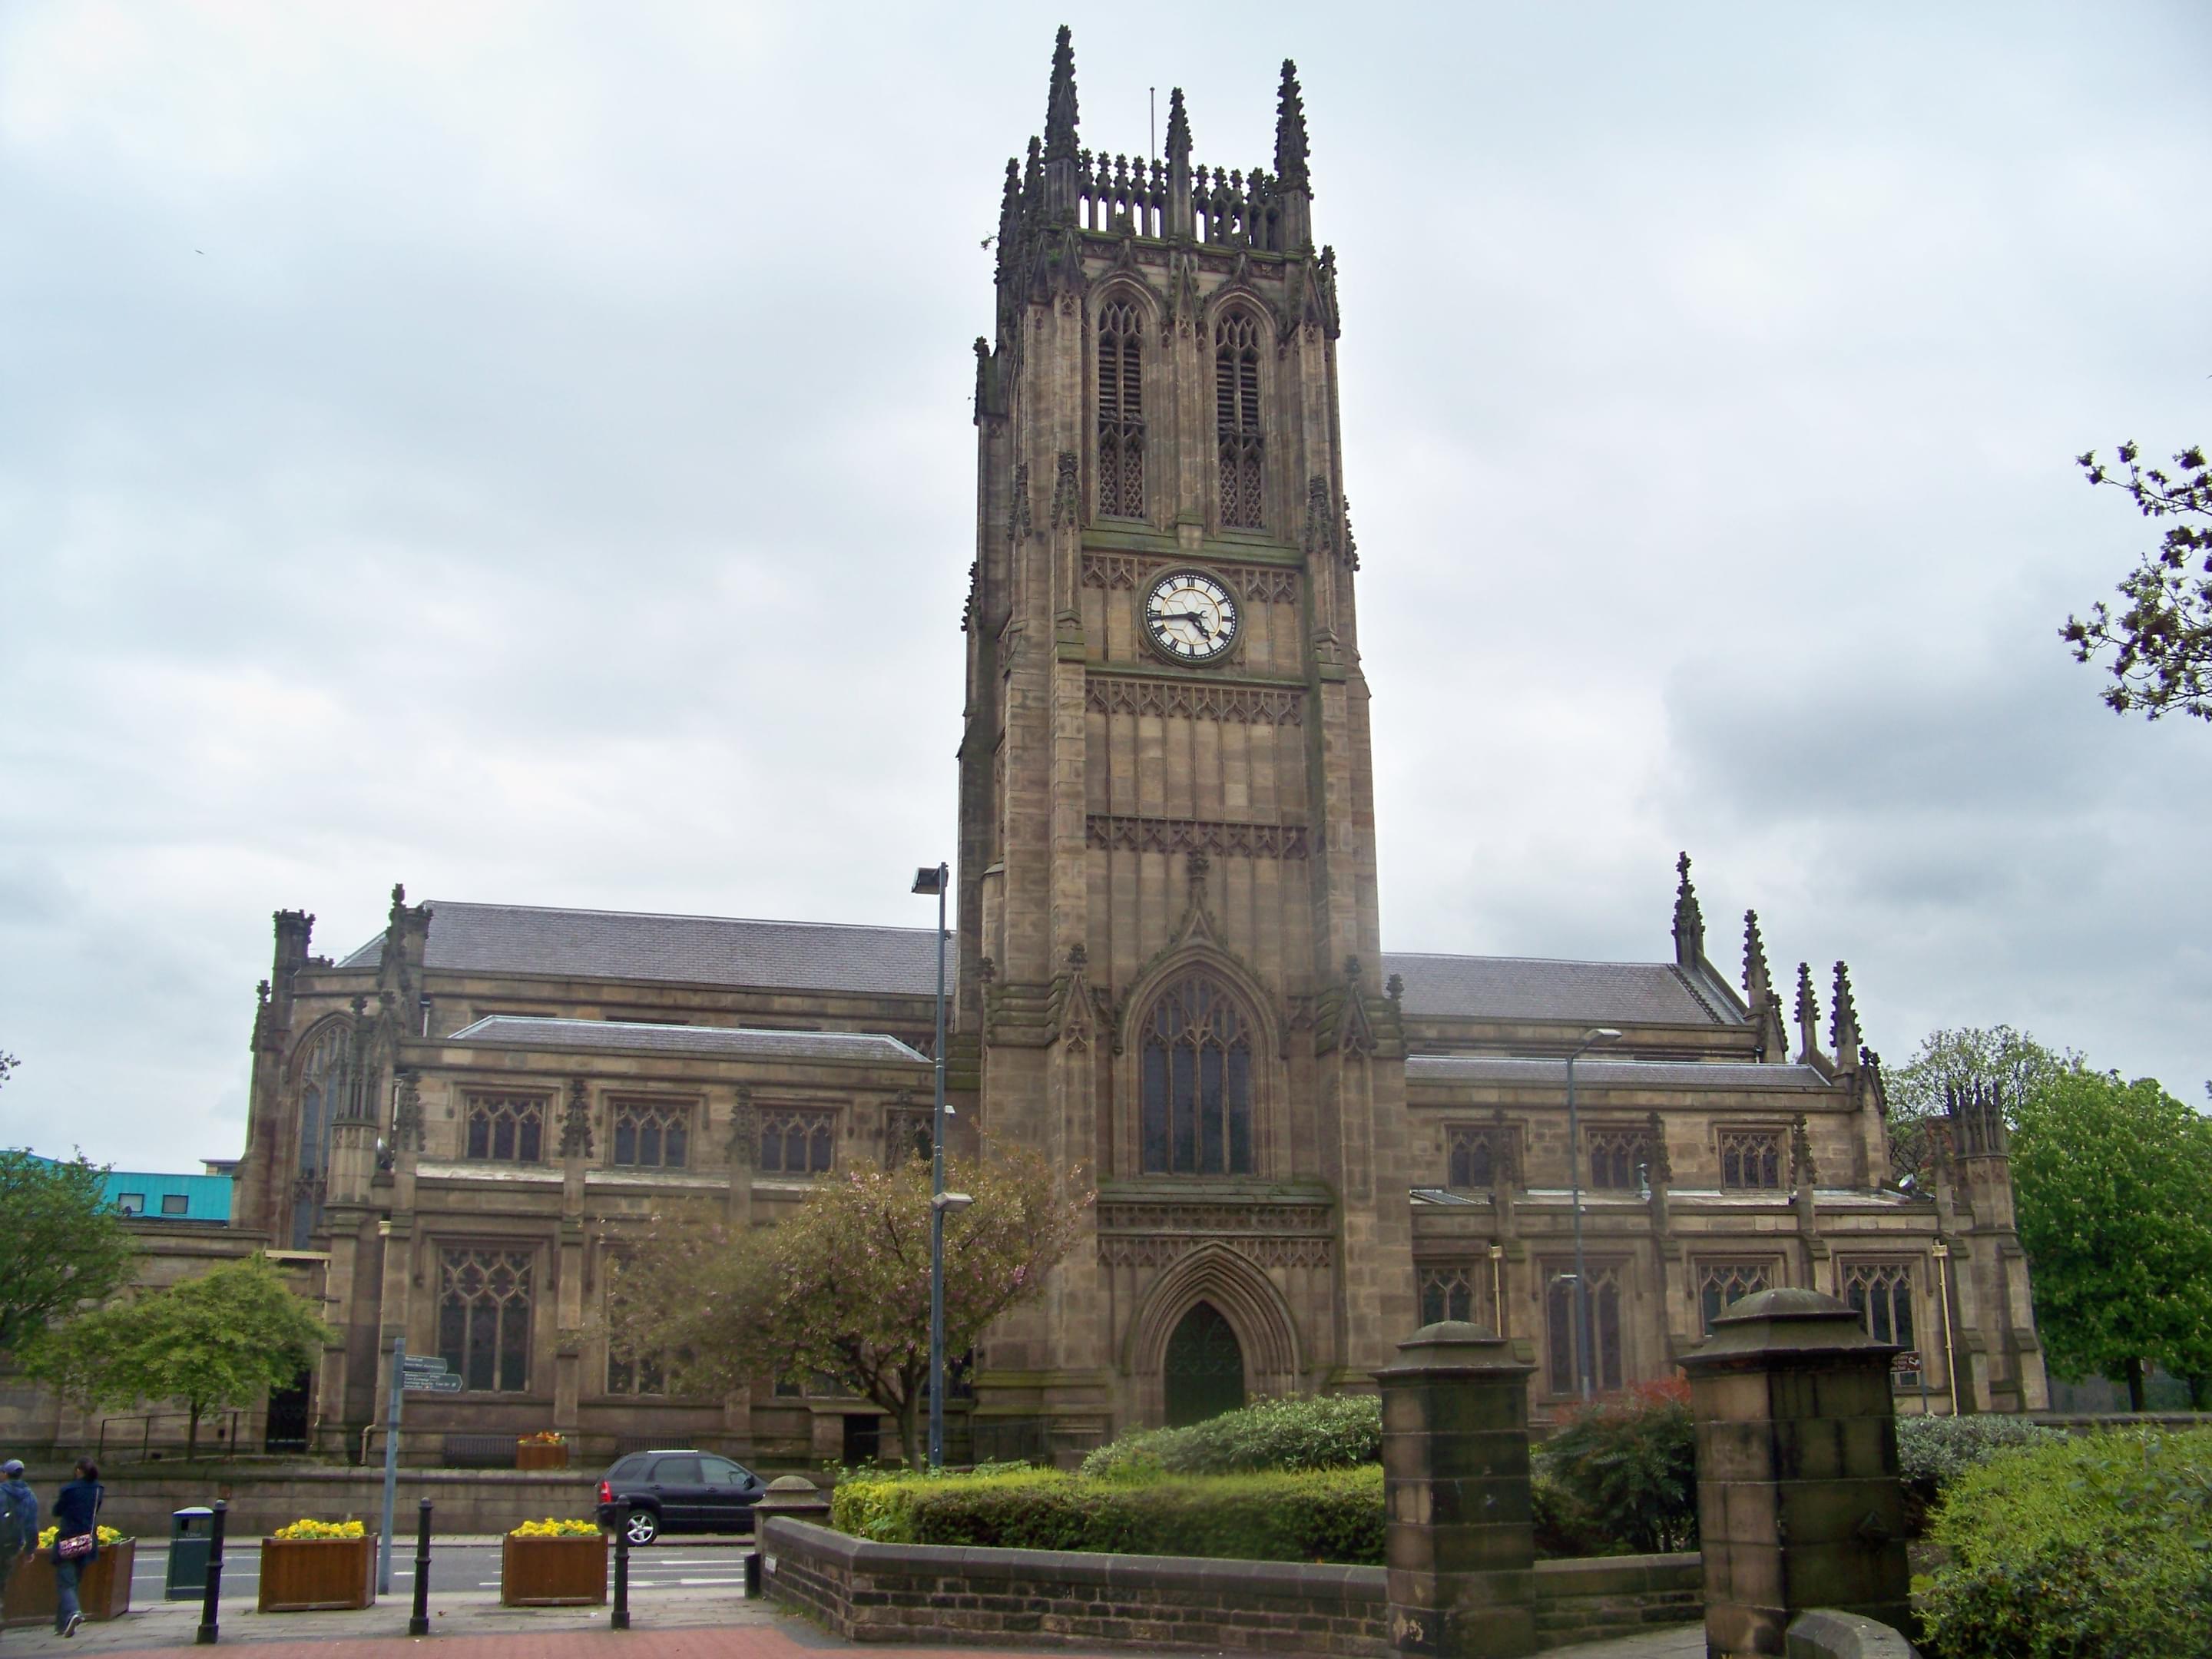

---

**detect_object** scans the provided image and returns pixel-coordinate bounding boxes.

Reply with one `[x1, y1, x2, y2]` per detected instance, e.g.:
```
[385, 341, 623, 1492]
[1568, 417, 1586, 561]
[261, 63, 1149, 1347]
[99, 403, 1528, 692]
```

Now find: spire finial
[1742, 909, 1772, 998]
[1043, 25, 1079, 162]
[1830, 960, 1861, 1066]
[1166, 86, 1190, 164]
[1273, 58, 1310, 191]
[1671, 851, 1704, 968]
[1794, 962, 1820, 1062]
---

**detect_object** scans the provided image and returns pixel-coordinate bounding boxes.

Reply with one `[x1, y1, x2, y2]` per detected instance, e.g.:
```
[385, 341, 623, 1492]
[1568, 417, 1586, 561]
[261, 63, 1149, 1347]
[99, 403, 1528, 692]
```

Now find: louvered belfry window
[1214, 313, 1264, 528]
[1097, 301, 1145, 518]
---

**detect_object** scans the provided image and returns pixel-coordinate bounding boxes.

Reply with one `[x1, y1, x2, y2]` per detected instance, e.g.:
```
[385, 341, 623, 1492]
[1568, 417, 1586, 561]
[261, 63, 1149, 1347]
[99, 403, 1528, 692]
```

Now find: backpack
[0, 1485, 32, 1558]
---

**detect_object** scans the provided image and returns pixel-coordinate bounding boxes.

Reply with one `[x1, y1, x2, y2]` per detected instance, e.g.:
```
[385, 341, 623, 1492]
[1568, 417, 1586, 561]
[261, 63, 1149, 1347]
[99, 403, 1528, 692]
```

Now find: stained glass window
[1139, 975, 1253, 1176]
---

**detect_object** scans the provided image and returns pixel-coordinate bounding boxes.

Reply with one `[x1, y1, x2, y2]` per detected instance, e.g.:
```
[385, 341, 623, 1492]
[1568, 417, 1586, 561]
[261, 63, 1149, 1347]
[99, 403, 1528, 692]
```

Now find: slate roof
[1405, 1055, 1827, 1090]
[342, 902, 945, 997]
[1384, 952, 1737, 1026]
[444, 1016, 927, 1065]
[341, 901, 1738, 1028]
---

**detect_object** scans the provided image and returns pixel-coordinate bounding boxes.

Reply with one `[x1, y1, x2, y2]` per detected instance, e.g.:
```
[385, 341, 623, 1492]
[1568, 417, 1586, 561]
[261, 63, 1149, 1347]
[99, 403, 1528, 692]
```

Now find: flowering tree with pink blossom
[611, 1148, 1088, 1469]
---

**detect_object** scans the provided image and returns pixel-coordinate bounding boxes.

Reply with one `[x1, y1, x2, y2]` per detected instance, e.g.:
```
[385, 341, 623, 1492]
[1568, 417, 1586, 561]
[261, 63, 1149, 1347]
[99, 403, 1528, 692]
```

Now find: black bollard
[611, 1502, 631, 1631]
[194, 1498, 227, 1645]
[408, 1498, 432, 1637]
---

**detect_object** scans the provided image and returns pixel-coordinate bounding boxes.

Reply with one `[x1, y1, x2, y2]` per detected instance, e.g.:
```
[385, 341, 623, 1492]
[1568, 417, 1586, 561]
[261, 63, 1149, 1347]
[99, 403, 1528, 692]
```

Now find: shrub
[510, 1518, 598, 1538]
[834, 1465, 1384, 1564]
[1078, 1393, 1382, 1479]
[1918, 1426, 2212, 1658]
[1535, 1379, 1696, 1555]
[1895, 1412, 2057, 1489]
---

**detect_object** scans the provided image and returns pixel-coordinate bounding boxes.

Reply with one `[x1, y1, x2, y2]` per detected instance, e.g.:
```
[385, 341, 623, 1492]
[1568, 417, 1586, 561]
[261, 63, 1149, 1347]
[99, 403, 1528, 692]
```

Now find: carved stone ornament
[560, 1076, 594, 1160]
[725, 1085, 757, 1167]
[1050, 450, 1081, 530]
[1085, 813, 1308, 860]
[392, 1070, 425, 1154]
[1790, 1113, 1817, 1187]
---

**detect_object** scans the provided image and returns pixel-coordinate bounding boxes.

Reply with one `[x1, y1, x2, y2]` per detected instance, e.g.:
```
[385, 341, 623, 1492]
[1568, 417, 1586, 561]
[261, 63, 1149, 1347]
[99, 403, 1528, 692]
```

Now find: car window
[703, 1459, 751, 1488]
[611, 1455, 649, 1479]
[652, 1455, 703, 1482]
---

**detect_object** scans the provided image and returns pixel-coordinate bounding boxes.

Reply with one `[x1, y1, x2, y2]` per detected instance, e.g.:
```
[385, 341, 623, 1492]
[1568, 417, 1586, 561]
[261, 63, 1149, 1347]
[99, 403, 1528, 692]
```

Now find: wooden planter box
[257, 1535, 376, 1612]
[2, 1540, 136, 1628]
[501, 1534, 607, 1606]
[515, 1439, 571, 1471]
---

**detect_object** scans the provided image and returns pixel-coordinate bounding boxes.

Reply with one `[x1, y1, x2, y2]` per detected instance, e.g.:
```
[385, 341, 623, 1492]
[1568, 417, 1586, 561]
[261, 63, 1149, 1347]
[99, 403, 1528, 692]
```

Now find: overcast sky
[3, 2, 2207, 1172]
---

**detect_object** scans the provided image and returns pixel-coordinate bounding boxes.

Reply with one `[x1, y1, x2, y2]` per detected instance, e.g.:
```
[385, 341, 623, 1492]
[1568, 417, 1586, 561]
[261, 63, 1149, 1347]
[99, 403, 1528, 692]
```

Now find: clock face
[1144, 569, 1240, 664]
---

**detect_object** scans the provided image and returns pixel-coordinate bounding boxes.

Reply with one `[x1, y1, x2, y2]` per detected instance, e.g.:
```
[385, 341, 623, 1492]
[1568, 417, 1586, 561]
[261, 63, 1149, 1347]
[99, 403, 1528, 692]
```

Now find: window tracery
[1698, 1262, 1771, 1334]
[1445, 1124, 1509, 1190]
[438, 1248, 532, 1392]
[1720, 1128, 1783, 1190]
[1419, 1263, 1481, 1326]
[1139, 974, 1254, 1176]
[758, 1108, 836, 1175]
[611, 1099, 690, 1169]
[1844, 1262, 1919, 1382]
[1214, 313, 1263, 528]
[1098, 300, 1145, 518]
[464, 1093, 545, 1163]
[1585, 1127, 1657, 1190]
[1545, 1261, 1624, 1394]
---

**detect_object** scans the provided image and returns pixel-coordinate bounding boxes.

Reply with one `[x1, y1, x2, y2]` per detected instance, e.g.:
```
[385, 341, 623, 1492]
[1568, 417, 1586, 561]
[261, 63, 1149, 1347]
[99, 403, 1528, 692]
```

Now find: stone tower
[956, 29, 1416, 1459]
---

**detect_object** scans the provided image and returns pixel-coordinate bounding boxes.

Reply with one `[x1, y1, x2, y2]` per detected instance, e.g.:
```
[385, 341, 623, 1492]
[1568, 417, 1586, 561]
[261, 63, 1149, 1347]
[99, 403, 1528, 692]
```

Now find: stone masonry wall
[760, 1518, 1700, 1654]
[1534, 1555, 1703, 1647]
[16, 1462, 598, 1539]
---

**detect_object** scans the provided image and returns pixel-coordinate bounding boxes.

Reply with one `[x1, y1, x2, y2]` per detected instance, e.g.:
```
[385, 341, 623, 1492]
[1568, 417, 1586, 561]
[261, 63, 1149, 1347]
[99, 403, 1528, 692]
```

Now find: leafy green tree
[35, 1254, 333, 1457]
[0, 1148, 136, 1366]
[612, 1149, 1086, 1470]
[2064, 441, 2212, 723]
[2011, 1071, 2212, 1410]
[1884, 1025, 2082, 1186]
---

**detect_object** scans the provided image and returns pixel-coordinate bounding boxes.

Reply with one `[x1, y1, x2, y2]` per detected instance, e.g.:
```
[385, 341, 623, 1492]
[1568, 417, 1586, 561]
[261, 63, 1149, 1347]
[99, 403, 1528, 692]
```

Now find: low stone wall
[15, 1462, 598, 1538]
[760, 1518, 1701, 1654]
[1535, 1554, 1703, 1647]
[762, 1516, 1388, 1654]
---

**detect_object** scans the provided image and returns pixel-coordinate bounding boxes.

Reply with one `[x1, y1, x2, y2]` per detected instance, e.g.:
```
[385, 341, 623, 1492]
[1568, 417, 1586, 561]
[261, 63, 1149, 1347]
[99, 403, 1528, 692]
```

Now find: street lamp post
[912, 863, 950, 1469]
[1565, 1027, 1623, 1400]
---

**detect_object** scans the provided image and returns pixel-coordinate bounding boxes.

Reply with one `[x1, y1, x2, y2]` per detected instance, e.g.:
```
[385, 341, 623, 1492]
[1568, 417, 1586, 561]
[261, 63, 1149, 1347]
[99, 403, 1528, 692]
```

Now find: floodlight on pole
[1565, 1027, 1623, 1401]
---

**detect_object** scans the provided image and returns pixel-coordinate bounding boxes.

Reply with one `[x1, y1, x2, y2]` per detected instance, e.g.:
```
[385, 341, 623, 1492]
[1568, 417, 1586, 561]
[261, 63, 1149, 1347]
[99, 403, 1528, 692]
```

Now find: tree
[2009, 1071, 2212, 1410]
[0, 1148, 136, 1367]
[611, 1149, 1087, 1470]
[2063, 441, 2212, 722]
[1883, 1025, 2082, 1187]
[34, 1254, 333, 1456]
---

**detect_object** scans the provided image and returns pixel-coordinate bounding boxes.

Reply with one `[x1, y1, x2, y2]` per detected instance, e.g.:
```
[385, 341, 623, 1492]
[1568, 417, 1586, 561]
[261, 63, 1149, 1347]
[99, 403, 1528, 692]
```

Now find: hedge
[1917, 1426, 2212, 1658]
[1078, 1393, 1382, 1479]
[833, 1464, 1386, 1564]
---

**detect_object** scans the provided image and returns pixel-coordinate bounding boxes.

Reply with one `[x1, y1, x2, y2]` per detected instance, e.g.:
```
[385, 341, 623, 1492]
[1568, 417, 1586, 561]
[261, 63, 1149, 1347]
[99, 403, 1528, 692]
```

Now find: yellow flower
[510, 1518, 599, 1538]
[271, 1519, 366, 1540]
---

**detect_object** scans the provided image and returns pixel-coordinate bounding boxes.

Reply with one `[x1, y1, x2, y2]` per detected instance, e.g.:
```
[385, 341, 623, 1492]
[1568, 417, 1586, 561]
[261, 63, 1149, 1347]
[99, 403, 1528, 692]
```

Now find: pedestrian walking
[49, 1459, 102, 1637]
[0, 1459, 40, 1629]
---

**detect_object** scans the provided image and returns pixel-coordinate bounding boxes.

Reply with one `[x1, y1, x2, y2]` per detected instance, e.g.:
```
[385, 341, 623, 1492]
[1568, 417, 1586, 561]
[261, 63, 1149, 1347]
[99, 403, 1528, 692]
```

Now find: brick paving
[2, 1592, 1701, 1659]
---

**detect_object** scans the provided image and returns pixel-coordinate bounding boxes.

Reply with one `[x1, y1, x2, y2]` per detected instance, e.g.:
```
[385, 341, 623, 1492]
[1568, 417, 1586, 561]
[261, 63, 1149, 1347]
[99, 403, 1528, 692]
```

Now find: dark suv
[595, 1449, 764, 1545]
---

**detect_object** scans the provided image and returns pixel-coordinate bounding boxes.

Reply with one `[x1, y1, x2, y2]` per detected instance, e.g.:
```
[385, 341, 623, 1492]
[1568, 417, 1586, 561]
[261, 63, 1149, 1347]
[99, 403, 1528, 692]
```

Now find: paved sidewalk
[3, 1598, 1704, 1659]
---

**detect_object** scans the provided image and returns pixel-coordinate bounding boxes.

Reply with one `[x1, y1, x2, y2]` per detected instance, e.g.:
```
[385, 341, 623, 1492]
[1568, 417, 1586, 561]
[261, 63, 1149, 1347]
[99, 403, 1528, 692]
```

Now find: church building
[220, 32, 2047, 1466]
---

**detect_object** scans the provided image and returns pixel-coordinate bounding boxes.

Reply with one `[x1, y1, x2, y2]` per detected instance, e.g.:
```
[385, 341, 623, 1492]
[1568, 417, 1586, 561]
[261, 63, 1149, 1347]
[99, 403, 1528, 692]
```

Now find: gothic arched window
[1098, 300, 1145, 518]
[1139, 975, 1254, 1175]
[290, 1023, 351, 1250]
[1214, 313, 1263, 528]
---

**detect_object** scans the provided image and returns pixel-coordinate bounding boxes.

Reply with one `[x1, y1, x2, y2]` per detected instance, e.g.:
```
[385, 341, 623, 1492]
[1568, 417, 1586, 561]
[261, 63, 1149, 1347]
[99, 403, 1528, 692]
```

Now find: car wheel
[624, 1508, 660, 1546]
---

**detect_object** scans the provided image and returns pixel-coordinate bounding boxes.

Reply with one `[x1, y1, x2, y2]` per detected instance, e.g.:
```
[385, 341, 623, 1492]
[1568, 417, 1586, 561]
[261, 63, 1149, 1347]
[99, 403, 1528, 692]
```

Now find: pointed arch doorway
[1164, 1301, 1246, 1426]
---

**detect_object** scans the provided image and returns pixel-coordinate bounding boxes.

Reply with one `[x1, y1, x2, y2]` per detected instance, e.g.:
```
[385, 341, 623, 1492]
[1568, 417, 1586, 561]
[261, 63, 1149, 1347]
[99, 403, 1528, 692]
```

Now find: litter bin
[166, 1507, 215, 1601]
